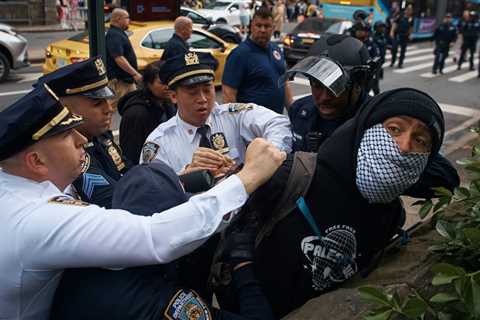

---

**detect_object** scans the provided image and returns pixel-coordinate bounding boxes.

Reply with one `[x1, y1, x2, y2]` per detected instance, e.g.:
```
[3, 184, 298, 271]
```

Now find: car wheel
[216, 18, 228, 24]
[0, 52, 10, 82]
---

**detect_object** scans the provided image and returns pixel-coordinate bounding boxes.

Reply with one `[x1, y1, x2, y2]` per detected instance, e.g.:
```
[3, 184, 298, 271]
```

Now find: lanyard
[296, 196, 322, 238]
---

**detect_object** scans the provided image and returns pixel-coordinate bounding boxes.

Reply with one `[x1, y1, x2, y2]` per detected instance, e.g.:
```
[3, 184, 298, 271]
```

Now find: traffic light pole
[87, 0, 106, 62]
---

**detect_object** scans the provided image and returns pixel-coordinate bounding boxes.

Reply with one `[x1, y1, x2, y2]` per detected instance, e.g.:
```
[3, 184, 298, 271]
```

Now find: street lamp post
[87, 0, 106, 62]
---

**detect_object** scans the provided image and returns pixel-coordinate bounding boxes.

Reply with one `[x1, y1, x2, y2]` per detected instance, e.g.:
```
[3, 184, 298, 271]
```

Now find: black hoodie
[118, 89, 176, 164]
[247, 88, 459, 317]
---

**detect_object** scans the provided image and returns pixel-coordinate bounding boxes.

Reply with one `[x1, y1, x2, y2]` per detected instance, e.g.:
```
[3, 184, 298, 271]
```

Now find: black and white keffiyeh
[356, 124, 429, 204]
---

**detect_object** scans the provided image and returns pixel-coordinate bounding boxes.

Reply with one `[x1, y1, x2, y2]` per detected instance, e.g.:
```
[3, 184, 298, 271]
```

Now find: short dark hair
[252, 7, 273, 21]
[143, 60, 164, 87]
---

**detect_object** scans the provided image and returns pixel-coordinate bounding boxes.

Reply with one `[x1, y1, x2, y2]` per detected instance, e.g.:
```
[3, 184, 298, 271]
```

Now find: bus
[320, 0, 479, 39]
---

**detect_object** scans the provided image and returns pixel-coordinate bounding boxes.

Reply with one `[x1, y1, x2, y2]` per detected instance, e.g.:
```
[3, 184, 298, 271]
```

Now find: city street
[0, 32, 479, 158]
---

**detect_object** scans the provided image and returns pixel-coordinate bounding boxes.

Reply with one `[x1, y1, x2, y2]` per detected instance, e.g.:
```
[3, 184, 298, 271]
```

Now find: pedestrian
[432, 13, 457, 75]
[272, 0, 286, 39]
[222, 7, 293, 113]
[352, 20, 381, 95]
[49, 160, 276, 320]
[239, 2, 250, 34]
[36, 57, 130, 209]
[161, 16, 193, 61]
[373, 20, 387, 93]
[229, 88, 460, 318]
[0, 83, 286, 320]
[106, 8, 141, 110]
[390, 6, 414, 68]
[457, 11, 480, 71]
[118, 61, 176, 165]
[140, 51, 292, 175]
[286, 34, 375, 151]
[453, 10, 470, 63]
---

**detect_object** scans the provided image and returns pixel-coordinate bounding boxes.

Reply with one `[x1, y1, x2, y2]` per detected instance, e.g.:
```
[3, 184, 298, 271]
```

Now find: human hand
[189, 148, 235, 174]
[236, 138, 286, 194]
[133, 73, 143, 83]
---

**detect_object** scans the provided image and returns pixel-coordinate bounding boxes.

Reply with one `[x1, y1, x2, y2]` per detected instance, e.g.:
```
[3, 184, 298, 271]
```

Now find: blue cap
[35, 56, 115, 99]
[112, 160, 190, 216]
[0, 84, 84, 160]
[160, 52, 218, 89]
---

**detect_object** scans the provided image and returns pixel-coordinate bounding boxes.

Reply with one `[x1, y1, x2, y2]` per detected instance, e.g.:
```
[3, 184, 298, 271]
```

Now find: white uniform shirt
[140, 103, 292, 172]
[0, 170, 247, 320]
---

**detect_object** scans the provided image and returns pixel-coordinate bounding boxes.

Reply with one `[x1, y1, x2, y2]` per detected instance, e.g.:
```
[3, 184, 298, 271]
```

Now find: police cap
[159, 51, 218, 89]
[36, 56, 114, 99]
[0, 84, 83, 161]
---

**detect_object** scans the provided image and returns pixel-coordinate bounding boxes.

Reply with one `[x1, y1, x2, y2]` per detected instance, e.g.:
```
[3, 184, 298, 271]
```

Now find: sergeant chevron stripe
[82, 173, 110, 199]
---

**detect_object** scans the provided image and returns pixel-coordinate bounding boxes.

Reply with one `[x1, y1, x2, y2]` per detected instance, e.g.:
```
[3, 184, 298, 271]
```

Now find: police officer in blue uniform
[35, 57, 131, 208]
[433, 13, 457, 75]
[390, 8, 413, 68]
[50, 161, 276, 320]
[352, 20, 381, 95]
[286, 34, 377, 151]
[457, 11, 480, 71]
[372, 20, 387, 94]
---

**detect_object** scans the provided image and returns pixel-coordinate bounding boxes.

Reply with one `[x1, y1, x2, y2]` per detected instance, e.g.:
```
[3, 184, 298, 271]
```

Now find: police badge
[142, 142, 160, 163]
[210, 132, 229, 154]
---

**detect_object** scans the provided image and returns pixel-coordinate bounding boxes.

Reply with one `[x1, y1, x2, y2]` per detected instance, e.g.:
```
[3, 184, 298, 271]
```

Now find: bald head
[174, 16, 193, 41]
[111, 8, 130, 30]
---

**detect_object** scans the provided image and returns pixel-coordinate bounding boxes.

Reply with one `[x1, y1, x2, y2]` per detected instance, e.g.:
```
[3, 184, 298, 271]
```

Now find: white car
[0, 23, 29, 81]
[198, 0, 253, 26]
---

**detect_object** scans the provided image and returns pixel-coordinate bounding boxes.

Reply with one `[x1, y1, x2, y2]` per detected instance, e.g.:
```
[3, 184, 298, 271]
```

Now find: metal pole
[87, 0, 106, 62]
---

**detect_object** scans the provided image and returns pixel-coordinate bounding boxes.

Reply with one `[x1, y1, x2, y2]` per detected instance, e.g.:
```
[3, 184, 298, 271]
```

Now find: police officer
[161, 16, 192, 61]
[286, 34, 376, 152]
[432, 13, 457, 75]
[372, 20, 387, 94]
[35, 57, 130, 208]
[457, 11, 480, 71]
[50, 161, 276, 320]
[352, 20, 381, 95]
[390, 7, 413, 68]
[0, 84, 286, 320]
[141, 51, 292, 174]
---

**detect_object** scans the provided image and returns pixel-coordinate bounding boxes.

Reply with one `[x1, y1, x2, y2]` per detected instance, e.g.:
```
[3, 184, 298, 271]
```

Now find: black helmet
[353, 20, 370, 32]
[353, 9, 369, 21]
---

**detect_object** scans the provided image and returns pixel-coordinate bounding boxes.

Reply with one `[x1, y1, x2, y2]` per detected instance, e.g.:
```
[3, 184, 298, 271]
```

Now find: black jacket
[161, 33, 190, 61]
[248, 89, 459, 318]
[434, 22, 457, 49]
[118, 89, 176, 164]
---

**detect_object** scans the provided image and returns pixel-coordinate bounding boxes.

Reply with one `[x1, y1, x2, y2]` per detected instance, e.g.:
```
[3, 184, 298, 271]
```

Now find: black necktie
[197, 125, 211, 148]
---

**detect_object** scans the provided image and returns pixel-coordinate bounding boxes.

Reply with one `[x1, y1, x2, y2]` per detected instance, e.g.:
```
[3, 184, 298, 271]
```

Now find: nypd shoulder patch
[142, 142, 160, 163]
[48, 196, 89, 207]
[164, 289, 212, 320]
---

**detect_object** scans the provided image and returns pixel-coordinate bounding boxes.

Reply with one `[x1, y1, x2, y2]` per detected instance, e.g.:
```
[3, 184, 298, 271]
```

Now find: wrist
[235, 170, 258, 195]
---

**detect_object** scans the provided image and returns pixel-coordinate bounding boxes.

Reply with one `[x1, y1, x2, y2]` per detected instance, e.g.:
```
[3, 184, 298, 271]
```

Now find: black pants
[390, 36, 408, 67]
[433, 46, 449, 73]
[458, 41, 476, 70]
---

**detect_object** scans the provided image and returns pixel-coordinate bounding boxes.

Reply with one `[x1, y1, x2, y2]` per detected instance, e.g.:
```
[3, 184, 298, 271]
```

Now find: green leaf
[455, 186, 471, 199]
[419, 199, 433, 219]
[401, 297, 428, 318]
[437, 312, 453, 320]
[429, 244, 448, 252]
[363, 309, 393, 320]
[358, 286, 393, 308]
[471, 278, 480, 316]
[432, 187, 454, 197]
[432, 263, 466, 285]
[433, 197, 451, 213]
[429, 293, 459, 303]
[463, 228, 480, 244]
[435, 221, 456, 239]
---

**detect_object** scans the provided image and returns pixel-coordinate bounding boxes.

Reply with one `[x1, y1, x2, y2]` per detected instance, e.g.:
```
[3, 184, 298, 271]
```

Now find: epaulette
[227, 103, 254, 113]
[152, 118, 177, 139]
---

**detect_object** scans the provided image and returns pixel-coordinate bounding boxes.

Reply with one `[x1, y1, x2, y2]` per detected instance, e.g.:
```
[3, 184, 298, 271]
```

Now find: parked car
[42, 21, 237, 86]
[180, 6, 243, 44]
[198, 0, 254, 26]
[283, 18, 350, 66]
[0, 23, 29, 81]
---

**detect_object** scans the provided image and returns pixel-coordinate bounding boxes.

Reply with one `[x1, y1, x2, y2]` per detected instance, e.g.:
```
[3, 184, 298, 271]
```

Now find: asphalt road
[1, 32, 479, 158]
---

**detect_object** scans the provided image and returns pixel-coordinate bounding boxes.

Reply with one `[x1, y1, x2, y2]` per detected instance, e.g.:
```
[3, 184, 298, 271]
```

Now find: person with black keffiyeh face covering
[234, 88, 460, 318]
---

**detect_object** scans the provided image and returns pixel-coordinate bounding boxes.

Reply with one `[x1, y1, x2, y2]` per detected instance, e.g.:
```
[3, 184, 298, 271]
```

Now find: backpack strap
[255, 151, 317, 248]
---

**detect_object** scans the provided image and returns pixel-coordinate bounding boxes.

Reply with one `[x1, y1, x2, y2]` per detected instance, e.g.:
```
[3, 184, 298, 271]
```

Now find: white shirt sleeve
[237, 104, 293, 153]
[18, 175, 247, 270]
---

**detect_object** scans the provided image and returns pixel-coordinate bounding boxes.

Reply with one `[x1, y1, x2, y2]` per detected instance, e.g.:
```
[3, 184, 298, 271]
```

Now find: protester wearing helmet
[243, 88, 460, 318]
[286, 34, 378, 151]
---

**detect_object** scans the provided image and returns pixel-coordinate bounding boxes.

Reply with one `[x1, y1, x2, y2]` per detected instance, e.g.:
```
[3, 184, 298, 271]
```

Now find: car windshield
[204, 2, 230, 10]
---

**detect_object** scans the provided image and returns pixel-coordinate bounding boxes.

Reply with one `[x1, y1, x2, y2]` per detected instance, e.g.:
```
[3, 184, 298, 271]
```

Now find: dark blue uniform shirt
[223, 38, 287, 114]
[161, 33, 190, 61]
[106, 26, 138, 83]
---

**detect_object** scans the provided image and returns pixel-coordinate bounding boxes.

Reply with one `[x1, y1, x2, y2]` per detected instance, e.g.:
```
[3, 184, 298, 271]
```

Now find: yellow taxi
[42, 21, 237, 86]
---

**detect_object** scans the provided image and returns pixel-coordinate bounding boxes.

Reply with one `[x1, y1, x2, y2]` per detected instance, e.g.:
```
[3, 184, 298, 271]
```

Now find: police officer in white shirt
[0, 84, 285, 320]
[140, 52, 292, 174]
